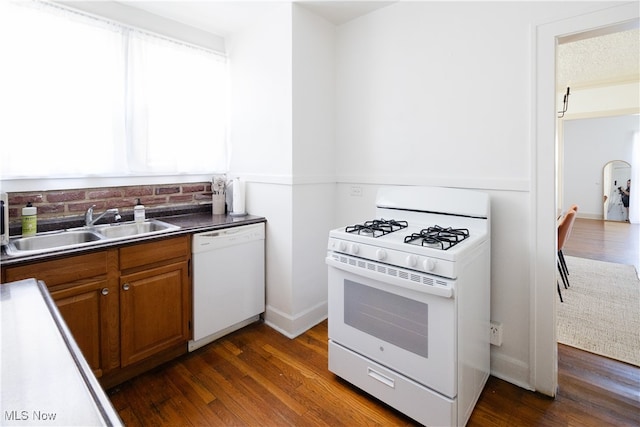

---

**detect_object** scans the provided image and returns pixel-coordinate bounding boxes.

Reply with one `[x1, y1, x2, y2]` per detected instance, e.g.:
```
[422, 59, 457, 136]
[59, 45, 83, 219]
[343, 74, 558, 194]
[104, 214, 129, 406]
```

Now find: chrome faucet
[85, 205, 121, 226]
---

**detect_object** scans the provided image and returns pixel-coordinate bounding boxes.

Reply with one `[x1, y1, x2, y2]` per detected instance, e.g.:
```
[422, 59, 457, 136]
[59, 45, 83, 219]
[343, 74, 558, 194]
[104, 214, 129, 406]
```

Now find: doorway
[533, 3, 639, 397]
[556, 25, 639, 221]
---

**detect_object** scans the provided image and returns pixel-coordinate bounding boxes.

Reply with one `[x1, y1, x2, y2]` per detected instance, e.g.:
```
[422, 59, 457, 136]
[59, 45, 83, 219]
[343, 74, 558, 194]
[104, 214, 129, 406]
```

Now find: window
[0, 1, 228, 180]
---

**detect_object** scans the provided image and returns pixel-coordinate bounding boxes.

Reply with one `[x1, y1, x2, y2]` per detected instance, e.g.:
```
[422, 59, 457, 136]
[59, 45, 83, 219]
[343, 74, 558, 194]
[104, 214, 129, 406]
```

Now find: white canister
[231, 178, 246, 216]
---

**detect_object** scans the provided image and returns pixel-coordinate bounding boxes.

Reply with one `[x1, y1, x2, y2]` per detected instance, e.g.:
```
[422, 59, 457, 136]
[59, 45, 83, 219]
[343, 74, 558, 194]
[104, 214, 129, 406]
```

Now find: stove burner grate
[404, 225, 470, 250]
[345, 219, 408, 238]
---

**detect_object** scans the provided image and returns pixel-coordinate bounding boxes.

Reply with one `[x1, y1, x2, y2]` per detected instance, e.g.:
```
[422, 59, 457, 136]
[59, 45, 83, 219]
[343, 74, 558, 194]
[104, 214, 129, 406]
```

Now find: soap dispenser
[134, 198, 145, 223]
[22, 202, 37, 236]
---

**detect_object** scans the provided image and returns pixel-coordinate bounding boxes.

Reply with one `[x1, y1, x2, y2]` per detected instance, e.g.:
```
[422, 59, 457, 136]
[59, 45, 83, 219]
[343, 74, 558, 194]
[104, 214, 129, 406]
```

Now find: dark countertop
[1, 278, 123, 426]
[1, 208, 266, 267]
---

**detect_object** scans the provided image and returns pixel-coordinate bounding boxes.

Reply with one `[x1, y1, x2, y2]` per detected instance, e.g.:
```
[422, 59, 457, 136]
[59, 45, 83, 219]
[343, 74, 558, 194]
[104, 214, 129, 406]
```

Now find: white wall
[227, 4, 293, 178]
[563, 115, 637, 218]
[228, 4, 335, 337]
[291, 5, 335, 327]
[559, 81, 640, 119]
[292, 5, 336, 180]
[227, 4, 295, 335]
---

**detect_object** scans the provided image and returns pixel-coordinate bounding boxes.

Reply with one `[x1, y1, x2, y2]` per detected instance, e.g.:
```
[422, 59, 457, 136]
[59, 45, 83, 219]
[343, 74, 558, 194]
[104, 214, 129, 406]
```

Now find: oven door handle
[326, 256, 453, 298]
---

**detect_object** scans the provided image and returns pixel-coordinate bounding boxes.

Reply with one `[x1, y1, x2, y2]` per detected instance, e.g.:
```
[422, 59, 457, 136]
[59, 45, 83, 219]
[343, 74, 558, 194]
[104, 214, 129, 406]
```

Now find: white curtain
[0, 1, 228, 179]
[127, 31, 228, 174]
[0, 1, 124, 177]
[630, 131, 639, 224]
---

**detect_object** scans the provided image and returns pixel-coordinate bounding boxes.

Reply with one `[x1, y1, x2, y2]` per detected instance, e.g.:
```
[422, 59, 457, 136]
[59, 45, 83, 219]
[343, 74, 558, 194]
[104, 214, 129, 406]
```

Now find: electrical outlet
[350, 186, 363, 197]
[490, 321, 503, 346]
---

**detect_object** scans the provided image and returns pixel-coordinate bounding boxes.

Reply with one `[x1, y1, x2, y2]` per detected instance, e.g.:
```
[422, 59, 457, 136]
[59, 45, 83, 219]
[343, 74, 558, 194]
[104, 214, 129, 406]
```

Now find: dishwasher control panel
[192, 223, 265, 252]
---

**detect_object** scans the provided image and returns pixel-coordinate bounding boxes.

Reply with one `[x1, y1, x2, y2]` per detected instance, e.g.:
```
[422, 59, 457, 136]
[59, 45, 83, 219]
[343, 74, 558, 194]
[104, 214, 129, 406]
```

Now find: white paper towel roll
[232, 178, 245, 215]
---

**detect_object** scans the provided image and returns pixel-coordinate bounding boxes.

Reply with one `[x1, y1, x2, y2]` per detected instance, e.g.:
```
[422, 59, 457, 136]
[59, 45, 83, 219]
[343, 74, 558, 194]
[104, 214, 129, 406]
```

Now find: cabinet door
[4, 250, 119, 378]
[120, 261, 189, 367]
[50, 280, 119, 377]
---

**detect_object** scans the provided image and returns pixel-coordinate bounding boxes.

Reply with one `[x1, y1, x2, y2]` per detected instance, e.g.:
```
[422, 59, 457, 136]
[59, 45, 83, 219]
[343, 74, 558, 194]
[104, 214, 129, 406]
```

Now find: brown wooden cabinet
[4, 251, 120, 377]
[114, 235, 191, 382]
[120, 262, 190, 366]
[4, 234, 191, 386]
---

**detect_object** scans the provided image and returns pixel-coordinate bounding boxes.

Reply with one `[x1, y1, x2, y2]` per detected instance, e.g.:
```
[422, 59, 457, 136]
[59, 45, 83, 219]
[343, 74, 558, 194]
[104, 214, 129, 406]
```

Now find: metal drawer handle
[101, 288, 109, 296]
[367, 367, 395, 388]
[123, 283, 130, 291]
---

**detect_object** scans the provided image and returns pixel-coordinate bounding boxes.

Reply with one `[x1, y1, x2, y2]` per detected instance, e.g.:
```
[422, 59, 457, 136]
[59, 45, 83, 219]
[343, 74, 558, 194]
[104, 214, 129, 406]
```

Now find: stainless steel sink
[4, 219, 180, 257]
[5, 230, 105, 256]
[93, 219, 180, 239]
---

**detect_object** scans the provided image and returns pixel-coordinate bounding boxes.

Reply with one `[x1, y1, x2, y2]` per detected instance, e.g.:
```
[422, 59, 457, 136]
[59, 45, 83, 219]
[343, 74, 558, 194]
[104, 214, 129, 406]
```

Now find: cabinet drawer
[328, 340, 455, 427]
[119, 235, 189, 270]
[5, 251, 111, 287]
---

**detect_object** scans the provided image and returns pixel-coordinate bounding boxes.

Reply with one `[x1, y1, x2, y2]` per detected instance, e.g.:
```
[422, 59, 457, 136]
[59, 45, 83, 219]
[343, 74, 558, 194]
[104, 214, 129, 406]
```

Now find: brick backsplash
[7, 182, 212, 225]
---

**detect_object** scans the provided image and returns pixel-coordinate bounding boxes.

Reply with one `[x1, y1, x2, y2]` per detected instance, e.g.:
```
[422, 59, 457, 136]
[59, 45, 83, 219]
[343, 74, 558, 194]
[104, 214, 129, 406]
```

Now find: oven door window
[344, 279, 428, 358]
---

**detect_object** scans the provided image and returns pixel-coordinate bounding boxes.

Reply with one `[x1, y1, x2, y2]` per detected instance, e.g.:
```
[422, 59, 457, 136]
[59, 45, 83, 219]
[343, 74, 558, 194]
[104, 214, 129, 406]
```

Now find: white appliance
[327, 186, 491, 426]
[189, 222, 265, 352]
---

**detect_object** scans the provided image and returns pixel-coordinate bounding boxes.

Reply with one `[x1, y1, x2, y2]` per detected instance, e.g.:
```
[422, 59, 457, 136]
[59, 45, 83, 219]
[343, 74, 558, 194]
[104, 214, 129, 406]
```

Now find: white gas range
[327, 186, 491, 426]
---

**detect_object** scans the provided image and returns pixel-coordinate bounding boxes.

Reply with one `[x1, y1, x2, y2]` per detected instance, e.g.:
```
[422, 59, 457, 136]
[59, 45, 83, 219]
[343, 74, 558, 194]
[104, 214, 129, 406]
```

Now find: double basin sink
[4, 219, 180, 257]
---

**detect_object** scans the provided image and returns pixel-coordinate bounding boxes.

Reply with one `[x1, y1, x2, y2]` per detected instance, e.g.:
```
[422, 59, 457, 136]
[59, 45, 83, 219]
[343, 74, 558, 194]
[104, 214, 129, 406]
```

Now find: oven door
[328, 257, 456, 399]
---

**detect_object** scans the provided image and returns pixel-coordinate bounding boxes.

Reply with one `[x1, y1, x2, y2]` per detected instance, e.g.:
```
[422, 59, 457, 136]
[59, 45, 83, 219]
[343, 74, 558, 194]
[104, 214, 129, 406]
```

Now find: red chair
[558, 205, 578, 279]
[557, 209, 576, 302]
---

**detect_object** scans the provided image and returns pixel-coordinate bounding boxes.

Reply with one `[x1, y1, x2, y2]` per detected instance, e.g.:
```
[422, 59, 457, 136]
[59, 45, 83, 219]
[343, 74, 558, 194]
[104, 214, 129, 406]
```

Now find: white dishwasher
[189, 222, 265, 352]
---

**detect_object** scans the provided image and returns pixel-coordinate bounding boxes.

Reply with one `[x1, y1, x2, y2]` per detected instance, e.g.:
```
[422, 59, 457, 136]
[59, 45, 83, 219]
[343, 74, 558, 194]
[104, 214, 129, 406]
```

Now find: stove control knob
[351, 244, 360, 255]
[338, 241, 346, 252]
[423, 258, 437, 271]
[406, 255, 417, 267]
[376, 249, 387, 261]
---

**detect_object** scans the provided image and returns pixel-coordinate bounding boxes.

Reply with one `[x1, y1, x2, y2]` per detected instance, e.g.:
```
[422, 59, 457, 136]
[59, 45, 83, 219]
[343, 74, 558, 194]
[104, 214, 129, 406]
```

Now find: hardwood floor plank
[180, 355, 249, 426]
[116, 374, 175, 426]
[563, 218, 639, 273]
[205, 346, 304, 426]
[212, 341, 309, 416]
[193, 354, 267, 426]
[166, 362, 217, 405]
[557, 345, 640, 425]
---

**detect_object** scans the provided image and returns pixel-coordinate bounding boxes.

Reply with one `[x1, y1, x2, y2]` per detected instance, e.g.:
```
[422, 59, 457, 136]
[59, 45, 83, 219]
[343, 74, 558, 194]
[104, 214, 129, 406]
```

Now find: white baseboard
[489, 351, 534, 392]
[577, 212, 603, 220]
[264, 301, 328, 339]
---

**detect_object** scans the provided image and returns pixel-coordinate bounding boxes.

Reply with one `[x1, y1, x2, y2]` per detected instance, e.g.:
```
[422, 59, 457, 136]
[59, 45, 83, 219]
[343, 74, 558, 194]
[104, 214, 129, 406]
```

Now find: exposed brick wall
[7, 182, 212, 225]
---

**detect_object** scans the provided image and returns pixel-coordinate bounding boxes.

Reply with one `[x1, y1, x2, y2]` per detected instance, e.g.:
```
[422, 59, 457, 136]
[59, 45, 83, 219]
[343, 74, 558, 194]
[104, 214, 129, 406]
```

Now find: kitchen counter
[0, 278, 123, 426]
[1, 209, 266, 267]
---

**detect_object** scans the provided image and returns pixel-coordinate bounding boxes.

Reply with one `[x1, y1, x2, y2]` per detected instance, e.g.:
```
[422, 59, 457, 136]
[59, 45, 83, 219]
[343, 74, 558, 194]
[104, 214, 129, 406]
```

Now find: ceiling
[557, 26, 640, 89]
[118, 1, 638, 89]
[118, 1, 395, 37]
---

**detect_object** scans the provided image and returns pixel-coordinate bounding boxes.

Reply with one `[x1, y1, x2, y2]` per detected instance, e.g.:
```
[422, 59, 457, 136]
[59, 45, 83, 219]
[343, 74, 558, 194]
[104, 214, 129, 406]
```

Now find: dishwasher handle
[192, 223, 265, 252]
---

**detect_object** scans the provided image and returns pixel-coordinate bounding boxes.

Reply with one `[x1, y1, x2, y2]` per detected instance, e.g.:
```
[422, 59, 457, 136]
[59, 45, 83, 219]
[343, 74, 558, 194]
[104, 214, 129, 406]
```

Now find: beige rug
[557, 256, 640, 366]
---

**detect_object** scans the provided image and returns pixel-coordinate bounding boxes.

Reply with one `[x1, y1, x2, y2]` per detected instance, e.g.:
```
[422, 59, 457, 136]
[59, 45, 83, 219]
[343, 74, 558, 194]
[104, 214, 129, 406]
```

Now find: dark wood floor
[108, 218, 640, 426]
[108, 321, 640, 426]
